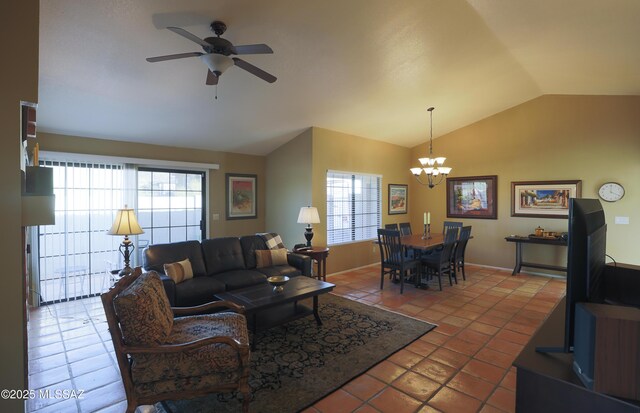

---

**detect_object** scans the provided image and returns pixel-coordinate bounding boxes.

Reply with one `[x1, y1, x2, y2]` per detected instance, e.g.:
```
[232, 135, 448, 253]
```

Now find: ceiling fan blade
[146, 52, 203, 62]
[233, 44, 273, 55]
[167, 26, 210, 49]
[206, 70, 218, 85]
[232, 57, 277, 83]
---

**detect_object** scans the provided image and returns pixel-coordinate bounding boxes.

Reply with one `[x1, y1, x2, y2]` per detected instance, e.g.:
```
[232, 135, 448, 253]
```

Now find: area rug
[157, 294, 436, 413]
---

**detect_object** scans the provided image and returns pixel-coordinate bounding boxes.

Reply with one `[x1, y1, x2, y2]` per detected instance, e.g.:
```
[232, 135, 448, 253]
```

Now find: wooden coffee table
[214, 276, 335, 349]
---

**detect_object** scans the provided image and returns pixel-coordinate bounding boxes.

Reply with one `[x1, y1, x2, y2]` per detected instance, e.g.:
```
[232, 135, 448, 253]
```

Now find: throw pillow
[255, 248, 288, 268]
[113, 271, 173, 346]
[163, 258, 194, 284]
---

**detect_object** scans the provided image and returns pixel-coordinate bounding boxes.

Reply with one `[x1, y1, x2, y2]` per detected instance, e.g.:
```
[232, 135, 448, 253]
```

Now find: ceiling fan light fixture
[200, 53, 234, 76]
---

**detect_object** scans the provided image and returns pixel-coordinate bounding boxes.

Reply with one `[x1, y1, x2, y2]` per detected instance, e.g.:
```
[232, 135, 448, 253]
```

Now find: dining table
[399, 233, 446, 251]
[373, 233, 446, 289]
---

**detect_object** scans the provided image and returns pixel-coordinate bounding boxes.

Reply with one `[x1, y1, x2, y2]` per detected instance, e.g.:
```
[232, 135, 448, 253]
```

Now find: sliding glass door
[136, 168, 206, 247]
[37, 163, 206, 304]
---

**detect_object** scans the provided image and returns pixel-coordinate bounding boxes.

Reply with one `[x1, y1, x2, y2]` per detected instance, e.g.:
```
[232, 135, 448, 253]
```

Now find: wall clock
[598, 182, 625, 202]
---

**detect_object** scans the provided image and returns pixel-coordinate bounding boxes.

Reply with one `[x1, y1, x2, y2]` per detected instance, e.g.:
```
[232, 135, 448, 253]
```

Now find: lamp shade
[108, 207, 144, 236]
[297, 206, 320, 224]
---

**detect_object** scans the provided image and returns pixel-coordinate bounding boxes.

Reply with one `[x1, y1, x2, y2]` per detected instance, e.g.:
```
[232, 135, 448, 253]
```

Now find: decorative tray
[528, 234, 562, 240]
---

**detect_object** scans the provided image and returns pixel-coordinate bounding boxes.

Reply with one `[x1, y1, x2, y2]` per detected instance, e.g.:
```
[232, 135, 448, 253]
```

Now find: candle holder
[422, 223, 432, 239]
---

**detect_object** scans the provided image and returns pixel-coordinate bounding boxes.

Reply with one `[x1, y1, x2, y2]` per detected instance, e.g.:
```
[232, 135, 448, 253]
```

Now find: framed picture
[388, 184, 408, 215]
[511, 180, 582, 218]
[446, 175, 498, 219]
[226, 173, 257, 220]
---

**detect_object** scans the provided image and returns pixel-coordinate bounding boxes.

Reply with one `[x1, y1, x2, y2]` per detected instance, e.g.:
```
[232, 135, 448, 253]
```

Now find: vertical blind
[38, 160, 125, 303]
[326, 170, 381, 245]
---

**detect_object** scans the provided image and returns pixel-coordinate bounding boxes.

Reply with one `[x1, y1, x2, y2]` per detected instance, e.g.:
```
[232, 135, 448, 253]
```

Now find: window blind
[326, 171, 381, 245]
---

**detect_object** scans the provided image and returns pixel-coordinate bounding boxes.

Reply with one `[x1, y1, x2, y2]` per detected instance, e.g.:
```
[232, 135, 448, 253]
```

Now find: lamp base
[304, 225, 314, 247]
[118, 266, 134, 277]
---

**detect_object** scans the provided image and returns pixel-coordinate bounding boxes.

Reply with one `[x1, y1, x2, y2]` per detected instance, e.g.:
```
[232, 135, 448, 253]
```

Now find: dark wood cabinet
[514, 298, 640, 413]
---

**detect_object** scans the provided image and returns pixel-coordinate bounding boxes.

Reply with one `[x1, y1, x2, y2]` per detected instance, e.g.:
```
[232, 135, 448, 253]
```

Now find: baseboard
[466, 261, 567, 279]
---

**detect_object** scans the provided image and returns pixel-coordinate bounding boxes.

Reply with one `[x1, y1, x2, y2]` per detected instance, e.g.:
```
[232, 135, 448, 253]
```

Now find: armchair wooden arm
[171, 300, 245, 316]
[124, 335, 249, 354]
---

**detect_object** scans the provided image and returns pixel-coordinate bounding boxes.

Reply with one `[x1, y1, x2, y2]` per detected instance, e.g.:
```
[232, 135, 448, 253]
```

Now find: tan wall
[265, 129, 313, 247]
[410, 95, 640, 271]
[311, 127, 412, 274]
[0, 0, 38, 407]
[37, 132, 267, 238]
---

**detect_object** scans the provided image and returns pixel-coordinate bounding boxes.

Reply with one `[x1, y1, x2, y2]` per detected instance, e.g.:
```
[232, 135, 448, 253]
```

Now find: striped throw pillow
[163, 258, 194, 284]
[255, 248, 288, 268]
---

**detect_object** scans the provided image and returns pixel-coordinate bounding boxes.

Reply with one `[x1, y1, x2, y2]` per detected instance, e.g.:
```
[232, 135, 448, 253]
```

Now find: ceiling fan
[146, 21, 277, 87]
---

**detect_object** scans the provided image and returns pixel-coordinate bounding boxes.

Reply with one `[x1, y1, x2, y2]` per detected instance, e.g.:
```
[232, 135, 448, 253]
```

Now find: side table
[293, 247, 330, 281]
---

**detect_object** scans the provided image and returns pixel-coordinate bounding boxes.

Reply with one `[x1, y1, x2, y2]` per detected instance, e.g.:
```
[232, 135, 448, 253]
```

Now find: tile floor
[27, 264, 565, 413]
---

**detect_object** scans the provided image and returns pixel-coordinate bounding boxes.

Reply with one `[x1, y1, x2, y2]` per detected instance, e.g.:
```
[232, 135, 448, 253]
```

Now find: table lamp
[108, 205, 144, 276]
[297, 206, 320, 247]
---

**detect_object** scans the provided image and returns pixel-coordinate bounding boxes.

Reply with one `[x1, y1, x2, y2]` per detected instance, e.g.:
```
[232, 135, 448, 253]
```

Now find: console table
[505, 235, 567, 275]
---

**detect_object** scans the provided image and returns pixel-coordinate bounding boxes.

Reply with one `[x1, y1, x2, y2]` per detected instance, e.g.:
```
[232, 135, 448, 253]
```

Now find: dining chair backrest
[377, 229, 404, 267]
[399, 222, 412, 236]
[454, 226, 472, 261]
[443, 221, 463, 236]
[439, 227, 459, 264]
[385, 223, 399, 231]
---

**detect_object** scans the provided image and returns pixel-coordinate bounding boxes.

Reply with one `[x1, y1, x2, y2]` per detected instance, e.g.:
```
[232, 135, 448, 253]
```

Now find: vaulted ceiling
[39, 0, 640, 155]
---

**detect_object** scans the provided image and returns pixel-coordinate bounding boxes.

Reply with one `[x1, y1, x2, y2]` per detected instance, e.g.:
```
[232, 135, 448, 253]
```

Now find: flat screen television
[536, 198, 607, 354]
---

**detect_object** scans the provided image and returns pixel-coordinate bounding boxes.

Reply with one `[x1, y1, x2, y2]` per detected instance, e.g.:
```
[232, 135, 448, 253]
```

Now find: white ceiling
[38, 0, 640, 155]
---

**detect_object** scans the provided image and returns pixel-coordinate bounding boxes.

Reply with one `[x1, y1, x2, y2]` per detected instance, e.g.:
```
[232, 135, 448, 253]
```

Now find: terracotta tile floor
[27, 264, 565, 413]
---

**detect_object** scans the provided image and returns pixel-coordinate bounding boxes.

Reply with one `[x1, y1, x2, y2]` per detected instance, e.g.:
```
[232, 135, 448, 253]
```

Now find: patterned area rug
[157, 293, 436, 413]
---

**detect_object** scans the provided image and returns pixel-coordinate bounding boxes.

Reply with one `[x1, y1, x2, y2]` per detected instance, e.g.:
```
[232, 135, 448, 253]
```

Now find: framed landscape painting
[388, 184, 408, 215]
[446, 175, 497, 219]
[226, 173, 257, 219]
[511, 180, 581, 218]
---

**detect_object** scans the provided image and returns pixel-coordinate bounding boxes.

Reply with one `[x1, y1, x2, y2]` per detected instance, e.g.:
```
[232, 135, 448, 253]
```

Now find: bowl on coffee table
[267, 275, 289, 293]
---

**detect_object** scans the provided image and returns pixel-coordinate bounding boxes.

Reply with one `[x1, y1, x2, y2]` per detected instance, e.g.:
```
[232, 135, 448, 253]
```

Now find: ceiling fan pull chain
[215, 84, 218, 100]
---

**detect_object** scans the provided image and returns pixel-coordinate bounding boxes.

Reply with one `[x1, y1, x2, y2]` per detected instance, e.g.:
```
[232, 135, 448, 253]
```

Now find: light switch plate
[212, 213, 220, 221]
[614, 216, 629, 225]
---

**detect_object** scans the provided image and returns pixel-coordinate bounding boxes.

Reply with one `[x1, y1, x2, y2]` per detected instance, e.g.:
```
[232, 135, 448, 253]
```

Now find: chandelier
[410, 107, 452, 188]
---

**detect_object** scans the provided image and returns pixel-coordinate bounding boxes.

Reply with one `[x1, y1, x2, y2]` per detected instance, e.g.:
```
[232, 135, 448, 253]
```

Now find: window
[137, 168, 205, 245]
[326, 171, 381, 245]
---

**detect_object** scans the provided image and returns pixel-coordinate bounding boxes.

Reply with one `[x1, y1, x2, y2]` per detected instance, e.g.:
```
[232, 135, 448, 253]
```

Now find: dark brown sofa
[143, 235, 312, 306]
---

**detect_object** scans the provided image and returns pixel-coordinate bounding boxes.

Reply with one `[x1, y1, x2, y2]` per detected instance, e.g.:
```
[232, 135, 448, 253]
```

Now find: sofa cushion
[174, 276, 227, 307]
[255, 248, 288, 268]
[144, 240, 207, 277]
[239, 235, 267, 269]
[256, 265, 302, 279]
[114, 271, 173, 346]
[163, 258, 194, 284]
[213, 270, 268, 290]
[202, 237, 246, 275]
[131, 312, 248, 384]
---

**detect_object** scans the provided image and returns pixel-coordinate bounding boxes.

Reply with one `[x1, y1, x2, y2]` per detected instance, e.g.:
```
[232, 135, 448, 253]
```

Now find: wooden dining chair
[399, 222, 412, 236]
[452, 226, 472, 280]
[385, 223, 399, 231]
[443, 221, 463, 235]
[421, 227, 459, 290]
[377, 229, 419, 294]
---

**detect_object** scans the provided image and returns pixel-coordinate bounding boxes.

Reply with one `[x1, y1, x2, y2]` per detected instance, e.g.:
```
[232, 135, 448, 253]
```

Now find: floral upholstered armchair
[101, 268, 251, 413]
